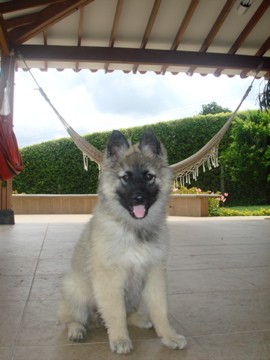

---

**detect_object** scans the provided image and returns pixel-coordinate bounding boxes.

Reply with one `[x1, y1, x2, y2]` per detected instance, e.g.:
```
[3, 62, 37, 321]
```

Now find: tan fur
[58, 131, 187, 354]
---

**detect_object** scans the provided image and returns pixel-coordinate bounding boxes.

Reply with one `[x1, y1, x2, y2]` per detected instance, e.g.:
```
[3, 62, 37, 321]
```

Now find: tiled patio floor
[0, 215, 269, 360]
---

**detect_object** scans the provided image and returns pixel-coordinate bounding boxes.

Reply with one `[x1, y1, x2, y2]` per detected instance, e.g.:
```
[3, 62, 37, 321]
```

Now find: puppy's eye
[145, 173, 155, 184]
[120, 174, 130, 184]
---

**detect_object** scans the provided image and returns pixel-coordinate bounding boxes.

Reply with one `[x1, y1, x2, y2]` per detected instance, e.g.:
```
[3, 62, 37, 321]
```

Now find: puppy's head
[100, 130, 172, 220]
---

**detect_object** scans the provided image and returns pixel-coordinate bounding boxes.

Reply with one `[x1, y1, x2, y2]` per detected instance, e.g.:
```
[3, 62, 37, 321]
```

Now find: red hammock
[0, 90, 23, 181]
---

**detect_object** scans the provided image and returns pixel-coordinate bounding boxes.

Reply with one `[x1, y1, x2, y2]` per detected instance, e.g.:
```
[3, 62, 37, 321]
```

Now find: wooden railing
[12, 193, 220, 217]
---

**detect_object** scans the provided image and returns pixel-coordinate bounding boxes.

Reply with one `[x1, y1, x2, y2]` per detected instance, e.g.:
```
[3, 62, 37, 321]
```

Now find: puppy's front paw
[110, 337, 133, 354]
[161, 333, 187, 350]
[68, 322, 87, 342]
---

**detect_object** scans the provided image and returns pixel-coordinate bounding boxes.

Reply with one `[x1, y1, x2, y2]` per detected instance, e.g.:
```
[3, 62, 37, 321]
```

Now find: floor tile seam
[35, 272, 67, 276]
[11, 223, 50, 349]
[167, 265, 270, 272]
[166, 312, 218, 359]
[169, 243, 264, 248]
[38, 257, 72, 261]
[167, 265, 270, 271]
[10, 345, 16, 360]
[191, 328, 270, 339]
[220, 267, 270, 290]
[10, 337, 169, 349]
[169, 287, 270, 296]
[189, 335, 218, 360]
[168, 288, 259, 296]
[169, 252, 270, 257]
[168, 253, 265, 258]
[168, 311, 190, 338]
[170, 242, 270, 247]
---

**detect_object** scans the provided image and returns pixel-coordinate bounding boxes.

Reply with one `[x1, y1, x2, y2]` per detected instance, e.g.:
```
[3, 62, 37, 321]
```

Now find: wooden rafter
[77, 8, 84, 47]
[215, 0, 270, 76]
[139, 0, 161, 50]
[104, 0, 124, 73]
[240, 36, 270, 78]
[0, 0, 64, 14]
[187, 0, 237, 76]
[109, 0, 124, 48]
[5, 14, 39, 31]
[171, 0, 199, 51]
[133, 0, 161, 74]
[8, 0, 94, 45]
[0, 14, 10, 55]
[161, 0, 199, 74]
[75, 8, 85, 72]
[41, 29, 48, 71]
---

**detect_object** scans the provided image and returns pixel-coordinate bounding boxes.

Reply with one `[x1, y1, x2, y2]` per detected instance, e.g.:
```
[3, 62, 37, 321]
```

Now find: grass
[216, 205, 270, 216]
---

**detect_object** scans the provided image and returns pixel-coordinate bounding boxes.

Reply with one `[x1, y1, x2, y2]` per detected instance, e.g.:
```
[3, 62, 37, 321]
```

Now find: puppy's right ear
[107, 130, 129, 160]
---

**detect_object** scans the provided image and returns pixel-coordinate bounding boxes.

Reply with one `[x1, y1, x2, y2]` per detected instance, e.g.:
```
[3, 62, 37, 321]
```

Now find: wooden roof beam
[215, 0, 270, 76]
[187, 0, 237, 76]
[161, 0, 199, 74]
[0, 0, 64, 14]
[240, 36, 270, 78]
[9, 0, 94, 45]
[15, 44, 270, 74]
[133, 0, 161, 74]
[109, 0, 124, 48]
[0, 14, 10, 55]
[105, 0, 124, 73]
[5, 14, 39, 30]
[75, 8, 85, 72]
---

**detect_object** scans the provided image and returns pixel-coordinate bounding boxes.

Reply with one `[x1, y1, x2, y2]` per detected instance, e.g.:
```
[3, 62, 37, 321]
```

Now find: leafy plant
[258, 79, 270, 112]
[216, 207, 270, 216]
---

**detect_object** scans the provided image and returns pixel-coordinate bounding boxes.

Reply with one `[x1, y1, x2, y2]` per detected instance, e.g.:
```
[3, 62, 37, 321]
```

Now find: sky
[13, 68, 265, 148]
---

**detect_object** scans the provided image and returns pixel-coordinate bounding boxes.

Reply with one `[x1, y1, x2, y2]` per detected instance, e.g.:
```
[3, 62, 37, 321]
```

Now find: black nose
[133, 194, 144, 205]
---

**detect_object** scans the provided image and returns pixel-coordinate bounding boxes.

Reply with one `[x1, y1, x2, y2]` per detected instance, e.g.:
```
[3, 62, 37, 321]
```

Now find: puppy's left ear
[107, 130, 129, 160]
[139, 129, 161, 156]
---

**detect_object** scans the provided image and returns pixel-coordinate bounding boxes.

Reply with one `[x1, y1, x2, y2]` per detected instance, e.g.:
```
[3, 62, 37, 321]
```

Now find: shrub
[13, 110, 270, 206]
[220, 110, 270, 205]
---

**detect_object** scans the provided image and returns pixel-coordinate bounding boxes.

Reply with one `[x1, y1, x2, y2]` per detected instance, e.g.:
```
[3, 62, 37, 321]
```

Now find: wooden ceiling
[0, 0, 269, 78]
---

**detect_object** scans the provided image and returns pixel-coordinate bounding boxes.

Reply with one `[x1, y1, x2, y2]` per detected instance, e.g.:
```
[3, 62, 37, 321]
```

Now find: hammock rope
[171, 77, 255, 185]
[20, 55, 103, 167]
[19, 53, 259, 184]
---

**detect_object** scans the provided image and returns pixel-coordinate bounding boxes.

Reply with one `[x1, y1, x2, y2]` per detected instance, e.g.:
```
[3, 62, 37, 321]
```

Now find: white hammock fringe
[175, 145, 220, 187]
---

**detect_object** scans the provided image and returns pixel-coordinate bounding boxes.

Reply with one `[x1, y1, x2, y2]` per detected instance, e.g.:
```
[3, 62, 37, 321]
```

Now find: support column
[0, 55, 16, 225]
[0, 180, 14, 224]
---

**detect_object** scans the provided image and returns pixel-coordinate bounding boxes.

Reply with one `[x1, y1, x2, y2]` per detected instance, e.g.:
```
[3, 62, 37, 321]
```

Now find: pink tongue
[133, 205, 146, 219]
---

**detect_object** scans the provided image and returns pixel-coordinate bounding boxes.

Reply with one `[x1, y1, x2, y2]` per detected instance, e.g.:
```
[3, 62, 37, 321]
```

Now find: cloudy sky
[13, 68, 264, 148]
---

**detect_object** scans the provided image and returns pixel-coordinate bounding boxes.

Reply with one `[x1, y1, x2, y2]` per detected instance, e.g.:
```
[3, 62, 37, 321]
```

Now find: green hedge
[220, 111, 270, 205]
[13, 111, 270, 205]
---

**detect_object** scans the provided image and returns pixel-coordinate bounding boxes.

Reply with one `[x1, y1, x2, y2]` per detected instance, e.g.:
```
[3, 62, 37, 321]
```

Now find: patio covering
[0, 0, 269, 77]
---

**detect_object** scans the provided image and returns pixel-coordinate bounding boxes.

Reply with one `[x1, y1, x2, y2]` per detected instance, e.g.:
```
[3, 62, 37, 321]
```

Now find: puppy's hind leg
[58, 275, 91, 342]
[127, 301, 153, 329]
[58, 297, 89, 341]
[128, 312, 153, 329]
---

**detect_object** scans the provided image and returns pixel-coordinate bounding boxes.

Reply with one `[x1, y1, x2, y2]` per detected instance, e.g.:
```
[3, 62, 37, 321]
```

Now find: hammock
[21, 57, 257, 185]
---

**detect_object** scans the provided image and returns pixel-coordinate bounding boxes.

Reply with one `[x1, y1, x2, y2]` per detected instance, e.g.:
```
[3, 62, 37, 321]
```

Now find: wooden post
[0, 54, 15, 225]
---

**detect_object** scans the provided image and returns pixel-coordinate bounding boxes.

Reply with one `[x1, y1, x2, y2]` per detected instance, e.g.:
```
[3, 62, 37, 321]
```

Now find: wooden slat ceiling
[0, 0, 269, 78]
